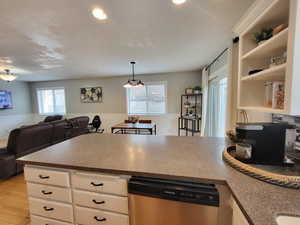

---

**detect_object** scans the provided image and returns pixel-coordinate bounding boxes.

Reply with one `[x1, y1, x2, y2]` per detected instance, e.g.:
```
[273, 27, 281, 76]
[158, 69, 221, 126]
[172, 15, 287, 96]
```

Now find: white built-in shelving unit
[237, 0, 300, 115]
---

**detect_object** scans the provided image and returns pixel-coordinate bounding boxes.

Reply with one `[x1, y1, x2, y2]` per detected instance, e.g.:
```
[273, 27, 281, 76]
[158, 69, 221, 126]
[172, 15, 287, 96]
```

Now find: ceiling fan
[0, 69, 17, 82]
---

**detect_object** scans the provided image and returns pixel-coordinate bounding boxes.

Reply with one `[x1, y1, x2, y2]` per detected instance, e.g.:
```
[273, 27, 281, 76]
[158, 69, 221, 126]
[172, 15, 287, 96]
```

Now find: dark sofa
[0, 116, 89, 179]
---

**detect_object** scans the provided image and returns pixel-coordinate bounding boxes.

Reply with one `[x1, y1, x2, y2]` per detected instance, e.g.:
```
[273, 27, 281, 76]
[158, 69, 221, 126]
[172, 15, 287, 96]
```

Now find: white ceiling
[0, 0, 253, 81]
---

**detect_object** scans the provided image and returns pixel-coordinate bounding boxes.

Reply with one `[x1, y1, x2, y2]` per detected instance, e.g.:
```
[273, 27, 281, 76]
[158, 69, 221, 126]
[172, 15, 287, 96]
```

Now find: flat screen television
[0, 90, 13, 109]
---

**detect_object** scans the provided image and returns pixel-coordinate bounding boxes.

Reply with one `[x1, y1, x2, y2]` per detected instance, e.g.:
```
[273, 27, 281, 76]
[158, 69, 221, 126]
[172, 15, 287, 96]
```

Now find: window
[127, 82, 167, 115]
[37, 88, 66, 115]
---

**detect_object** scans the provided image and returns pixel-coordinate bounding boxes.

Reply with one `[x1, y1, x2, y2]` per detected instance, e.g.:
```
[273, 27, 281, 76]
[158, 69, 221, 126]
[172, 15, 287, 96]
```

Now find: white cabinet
[72, 172, 128, 196]
[73, 190, 129, 214]
[31, 215, 72, 225]
[29, 198, 74, 223]
[25, 166, 129, 225]
[27, 183, 72, 203]
[75, 206, 129, 225]
[24, 166, 70, 187]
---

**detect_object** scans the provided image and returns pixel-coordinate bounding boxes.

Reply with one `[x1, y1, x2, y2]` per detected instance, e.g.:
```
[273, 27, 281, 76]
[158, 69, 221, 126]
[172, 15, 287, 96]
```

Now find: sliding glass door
[206, 77, 227, 137]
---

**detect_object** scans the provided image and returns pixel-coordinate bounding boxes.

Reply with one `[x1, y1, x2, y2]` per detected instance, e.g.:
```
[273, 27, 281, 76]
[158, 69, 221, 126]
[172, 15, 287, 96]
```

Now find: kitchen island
[17, 134, 300, 225]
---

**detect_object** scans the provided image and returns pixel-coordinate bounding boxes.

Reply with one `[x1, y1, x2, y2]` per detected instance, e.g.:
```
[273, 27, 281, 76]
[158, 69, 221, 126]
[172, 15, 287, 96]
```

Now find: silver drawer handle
[92, 199, 105, 204]
[94, 216, 106, 222]
[43, 206, 54, 211]
[91, 182, 104, 187]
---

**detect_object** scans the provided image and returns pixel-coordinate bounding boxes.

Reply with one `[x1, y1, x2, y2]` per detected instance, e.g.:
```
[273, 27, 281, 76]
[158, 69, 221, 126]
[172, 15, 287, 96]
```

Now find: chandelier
[123, 61, 144, 88]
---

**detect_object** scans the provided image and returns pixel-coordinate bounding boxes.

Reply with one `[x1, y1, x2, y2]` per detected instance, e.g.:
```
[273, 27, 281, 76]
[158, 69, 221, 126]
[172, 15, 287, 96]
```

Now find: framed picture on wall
[80, 87, 102, 103]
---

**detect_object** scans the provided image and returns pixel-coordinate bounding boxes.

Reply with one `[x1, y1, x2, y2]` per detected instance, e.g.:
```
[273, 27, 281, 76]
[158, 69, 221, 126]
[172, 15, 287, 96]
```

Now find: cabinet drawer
[74, 190, 128, 214]
[29, 198, 73, 223]
[75, 206, 129, 225]
[31, 215, 72, 225]
[72, 172, 127, 196]
[27, 183, 72, 203]
[25, 166, 70, 187]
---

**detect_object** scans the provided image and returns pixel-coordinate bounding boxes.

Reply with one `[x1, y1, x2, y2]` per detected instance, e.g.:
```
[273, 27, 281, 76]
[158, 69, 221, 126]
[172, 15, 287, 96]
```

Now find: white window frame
[126, 81, 167, 115]
[36, 87, 66, 116]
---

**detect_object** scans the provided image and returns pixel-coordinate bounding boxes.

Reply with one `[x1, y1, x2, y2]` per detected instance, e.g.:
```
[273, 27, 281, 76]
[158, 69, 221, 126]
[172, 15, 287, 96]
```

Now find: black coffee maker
[236, 123, 295, 165]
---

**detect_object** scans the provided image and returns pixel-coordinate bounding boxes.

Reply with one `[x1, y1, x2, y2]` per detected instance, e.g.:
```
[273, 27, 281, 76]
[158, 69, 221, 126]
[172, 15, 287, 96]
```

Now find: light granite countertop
[17, 134, 300, 225]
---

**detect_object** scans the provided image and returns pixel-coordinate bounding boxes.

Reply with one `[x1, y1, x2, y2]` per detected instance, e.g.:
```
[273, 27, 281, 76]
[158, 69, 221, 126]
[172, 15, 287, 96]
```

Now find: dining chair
[138, 120, 152, 124]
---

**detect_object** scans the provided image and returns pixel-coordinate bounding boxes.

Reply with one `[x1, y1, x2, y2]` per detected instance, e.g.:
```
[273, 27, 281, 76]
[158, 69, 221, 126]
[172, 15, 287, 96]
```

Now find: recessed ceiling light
[172, 0, 186, 5]
[92, 8, 107, 20]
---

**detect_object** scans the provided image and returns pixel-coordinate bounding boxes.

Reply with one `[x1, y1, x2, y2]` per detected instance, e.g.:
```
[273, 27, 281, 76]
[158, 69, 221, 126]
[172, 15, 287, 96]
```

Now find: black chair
[89, 115, 104, 133]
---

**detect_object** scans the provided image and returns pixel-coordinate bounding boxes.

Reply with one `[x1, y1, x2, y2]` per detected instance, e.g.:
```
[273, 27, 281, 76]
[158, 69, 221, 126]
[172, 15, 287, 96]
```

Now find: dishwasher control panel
[129, 177, 219, 207]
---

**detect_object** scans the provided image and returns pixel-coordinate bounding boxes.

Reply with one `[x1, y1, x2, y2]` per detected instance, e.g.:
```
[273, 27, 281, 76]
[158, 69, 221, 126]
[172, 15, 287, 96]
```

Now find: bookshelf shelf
[242, 28, 288, 60]
[241, 63, 286, 82]
[237, 0, 300, 115]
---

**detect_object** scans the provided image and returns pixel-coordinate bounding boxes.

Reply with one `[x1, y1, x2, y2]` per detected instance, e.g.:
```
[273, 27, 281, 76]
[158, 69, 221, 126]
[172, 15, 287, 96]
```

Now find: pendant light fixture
[0, 69, 17, 82]
[123, 61, 144, 88]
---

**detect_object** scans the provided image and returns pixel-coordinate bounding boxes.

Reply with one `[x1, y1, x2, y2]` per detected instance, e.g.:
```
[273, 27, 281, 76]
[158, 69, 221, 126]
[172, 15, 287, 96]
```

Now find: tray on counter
[224, 146, 300, 189]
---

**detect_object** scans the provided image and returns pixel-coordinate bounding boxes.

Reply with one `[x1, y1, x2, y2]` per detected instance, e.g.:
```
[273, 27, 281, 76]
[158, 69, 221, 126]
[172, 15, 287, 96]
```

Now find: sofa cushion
[51, 120, 69, 144]
[7, 123, 53, 157]
[67, 117, 89, 138]
[44, 115, 63, 123]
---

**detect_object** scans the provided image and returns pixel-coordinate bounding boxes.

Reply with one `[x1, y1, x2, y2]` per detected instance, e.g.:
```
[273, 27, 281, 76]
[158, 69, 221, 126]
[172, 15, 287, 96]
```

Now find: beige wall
[30, 71, 202, 114]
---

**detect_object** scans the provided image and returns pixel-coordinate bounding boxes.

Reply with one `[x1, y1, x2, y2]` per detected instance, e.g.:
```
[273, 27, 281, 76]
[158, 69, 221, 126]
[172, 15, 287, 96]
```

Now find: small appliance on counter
[235, 122, 296, 166]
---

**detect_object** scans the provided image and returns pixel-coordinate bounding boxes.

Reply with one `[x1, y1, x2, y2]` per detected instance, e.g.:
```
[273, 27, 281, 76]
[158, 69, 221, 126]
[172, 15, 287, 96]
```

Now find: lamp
[123, 61, 144, 88]
[0, 69, 17, 82]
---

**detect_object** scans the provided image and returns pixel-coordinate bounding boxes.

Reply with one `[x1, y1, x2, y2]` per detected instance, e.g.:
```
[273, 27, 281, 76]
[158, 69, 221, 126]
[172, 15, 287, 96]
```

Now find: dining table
[111, 122, 157, 135]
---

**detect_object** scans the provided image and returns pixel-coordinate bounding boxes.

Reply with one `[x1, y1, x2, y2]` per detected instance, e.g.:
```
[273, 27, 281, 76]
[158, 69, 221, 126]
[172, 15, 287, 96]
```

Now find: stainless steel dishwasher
[128, 177, 219, 225]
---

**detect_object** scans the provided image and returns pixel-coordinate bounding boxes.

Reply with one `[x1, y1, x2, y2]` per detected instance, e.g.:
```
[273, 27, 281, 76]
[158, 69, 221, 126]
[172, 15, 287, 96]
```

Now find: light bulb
[92, 8, 107, 20]
[0, 75, 17, 82]
[123, 81, 132, 88]
[172, 0, 186, 5]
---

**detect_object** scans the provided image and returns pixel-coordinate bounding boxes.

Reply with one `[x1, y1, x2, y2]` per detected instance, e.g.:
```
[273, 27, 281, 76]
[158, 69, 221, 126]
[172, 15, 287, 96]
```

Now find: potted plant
[185, 88, 193, 94]
[193, 86, 202, 94]
[253, 28, 273, 45]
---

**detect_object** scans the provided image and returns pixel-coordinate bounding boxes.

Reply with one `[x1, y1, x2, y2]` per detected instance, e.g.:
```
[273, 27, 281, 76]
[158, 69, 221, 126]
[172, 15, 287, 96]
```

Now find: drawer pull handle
[91, 182, 104, 187]
[92, 199, 105, 204]
[39, 175, 50, 179]
[41, 190, 53, 195]
[94, 216, 106, 222]
[43, 206, 54, 211]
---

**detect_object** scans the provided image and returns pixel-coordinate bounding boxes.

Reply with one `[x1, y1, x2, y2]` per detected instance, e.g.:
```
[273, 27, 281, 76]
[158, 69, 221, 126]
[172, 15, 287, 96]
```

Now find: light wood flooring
[0, 174, 30, 225]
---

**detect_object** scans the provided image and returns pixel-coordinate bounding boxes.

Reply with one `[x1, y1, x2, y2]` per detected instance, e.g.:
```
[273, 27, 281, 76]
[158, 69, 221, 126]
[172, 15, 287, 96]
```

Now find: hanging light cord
[131, 61, 136, 81]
